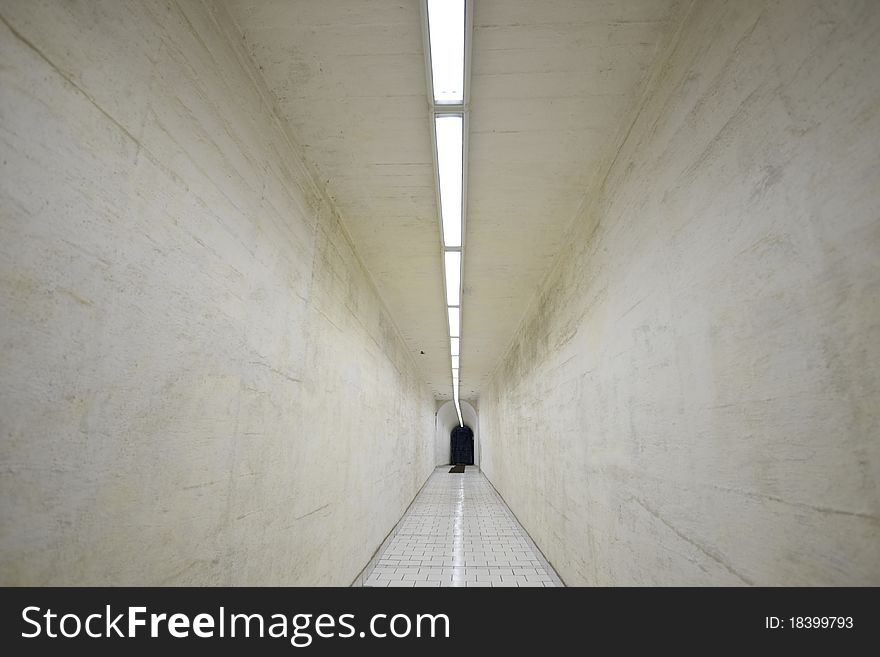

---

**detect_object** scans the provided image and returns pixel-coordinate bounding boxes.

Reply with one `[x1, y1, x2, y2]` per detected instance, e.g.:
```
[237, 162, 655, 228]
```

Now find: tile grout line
[358, 465, 564, 587]
[480, 471, 566, 587]
[350, 466, 438, 587]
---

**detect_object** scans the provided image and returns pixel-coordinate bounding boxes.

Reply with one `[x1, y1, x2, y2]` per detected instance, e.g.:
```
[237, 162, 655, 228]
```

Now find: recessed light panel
[447, 306, 460, 337]
[435, 115, 463, 248]
[427, 0, 465, 104]
[444, 251, 461, 306]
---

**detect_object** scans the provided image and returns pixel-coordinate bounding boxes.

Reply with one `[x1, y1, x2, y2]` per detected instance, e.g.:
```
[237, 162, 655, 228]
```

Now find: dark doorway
[450, 425, 474, 465]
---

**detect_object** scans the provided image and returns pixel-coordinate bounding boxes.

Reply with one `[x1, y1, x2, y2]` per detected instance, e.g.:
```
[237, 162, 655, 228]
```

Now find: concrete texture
[222, 0, 453, 398]
[2, 0, 879, 589]
[479, 0, 880, 585]
[222, 1, 689, 401]
[0, 0, 434, 585]
[463, 0, 687, 399]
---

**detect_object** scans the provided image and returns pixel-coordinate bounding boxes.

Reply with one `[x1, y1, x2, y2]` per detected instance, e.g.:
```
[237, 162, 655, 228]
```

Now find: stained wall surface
[0, 0, 434, 585]
[479, 0, 880, 585]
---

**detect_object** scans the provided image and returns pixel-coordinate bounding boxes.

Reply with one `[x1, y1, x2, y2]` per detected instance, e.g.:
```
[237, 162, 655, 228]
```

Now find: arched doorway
[435, 400, 479, 466]
[450, 425, 474, 465]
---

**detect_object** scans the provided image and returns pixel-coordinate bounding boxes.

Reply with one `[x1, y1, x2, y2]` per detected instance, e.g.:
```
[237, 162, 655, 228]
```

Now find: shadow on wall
[435, 400, 478, 466]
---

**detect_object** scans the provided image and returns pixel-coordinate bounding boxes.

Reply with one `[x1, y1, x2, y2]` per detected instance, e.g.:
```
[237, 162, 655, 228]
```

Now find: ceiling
[223, 0, 685, 401]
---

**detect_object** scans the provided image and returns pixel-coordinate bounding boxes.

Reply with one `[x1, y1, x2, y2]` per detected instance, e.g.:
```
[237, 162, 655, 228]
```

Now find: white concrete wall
[480, 0, 880, 586]
[0, 0, 434, 585]
[435, 401, 479, 466]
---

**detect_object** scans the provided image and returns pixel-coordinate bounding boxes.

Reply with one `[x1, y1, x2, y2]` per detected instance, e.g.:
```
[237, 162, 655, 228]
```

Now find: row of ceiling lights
[424, 0, 469, 425]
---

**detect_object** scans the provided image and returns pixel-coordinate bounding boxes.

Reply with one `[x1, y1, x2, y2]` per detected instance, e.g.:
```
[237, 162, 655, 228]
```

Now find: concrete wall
[0, 0, 434, 585]
[435, 401, 479, 466]
[480, 0, 880, 586]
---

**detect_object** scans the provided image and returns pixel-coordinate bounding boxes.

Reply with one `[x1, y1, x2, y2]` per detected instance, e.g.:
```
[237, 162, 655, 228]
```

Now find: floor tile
[360, 467, 562, 588]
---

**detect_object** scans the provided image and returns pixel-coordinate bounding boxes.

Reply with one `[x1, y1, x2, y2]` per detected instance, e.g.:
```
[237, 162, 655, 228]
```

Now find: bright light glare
[435, 115, 463, 247]
[428, 0, 466, 417]
[427, 0, 465, 104]
[444, 251, 461, 306]
[447, 306, 460, 337]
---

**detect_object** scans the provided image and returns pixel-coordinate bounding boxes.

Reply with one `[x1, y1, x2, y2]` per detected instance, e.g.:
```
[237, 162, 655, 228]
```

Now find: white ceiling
[223, 0, 685, 401]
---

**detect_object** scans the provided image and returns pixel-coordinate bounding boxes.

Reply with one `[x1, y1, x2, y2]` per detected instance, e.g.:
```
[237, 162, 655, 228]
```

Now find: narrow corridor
[2, 0, 878, 591]
[356, 467, 562, 587]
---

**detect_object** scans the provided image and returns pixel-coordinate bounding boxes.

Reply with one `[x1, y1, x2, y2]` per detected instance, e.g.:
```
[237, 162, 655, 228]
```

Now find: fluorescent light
[447, 306, 459, 337]
[444, 251, 461, 306]
[435, 115, 463, 247]
[427, 0, 465, 104]
[426, 0, 467, 414]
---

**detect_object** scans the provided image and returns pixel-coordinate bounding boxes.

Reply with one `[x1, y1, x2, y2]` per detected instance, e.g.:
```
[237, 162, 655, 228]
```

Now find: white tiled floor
[358, 466, 563, 587]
